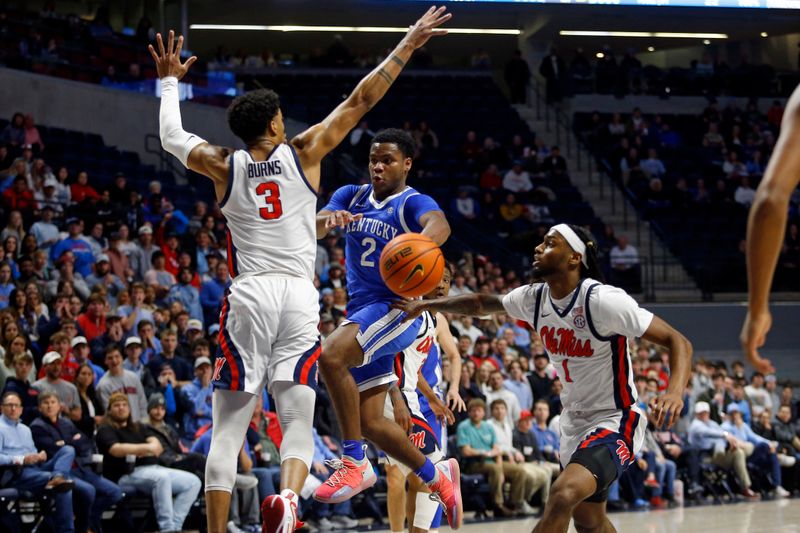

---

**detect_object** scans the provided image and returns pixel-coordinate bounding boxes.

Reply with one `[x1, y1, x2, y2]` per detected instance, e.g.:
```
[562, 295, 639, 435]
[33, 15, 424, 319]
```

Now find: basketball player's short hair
[228, 89, 281, 144]
[490, 398, 507, 410]
[372, 128, 416, 159]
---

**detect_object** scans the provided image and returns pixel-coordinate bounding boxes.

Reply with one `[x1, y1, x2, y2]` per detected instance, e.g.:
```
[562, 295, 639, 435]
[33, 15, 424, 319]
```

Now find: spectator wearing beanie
[144, 392, 206, 479]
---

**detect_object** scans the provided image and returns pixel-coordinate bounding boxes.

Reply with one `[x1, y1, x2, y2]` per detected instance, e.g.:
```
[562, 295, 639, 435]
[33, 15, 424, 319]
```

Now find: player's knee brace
[273, 381, 316, 469]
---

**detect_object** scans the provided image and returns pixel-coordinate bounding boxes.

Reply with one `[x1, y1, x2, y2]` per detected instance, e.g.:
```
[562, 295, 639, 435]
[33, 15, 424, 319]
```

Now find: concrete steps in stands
[513, 105, 703, 302]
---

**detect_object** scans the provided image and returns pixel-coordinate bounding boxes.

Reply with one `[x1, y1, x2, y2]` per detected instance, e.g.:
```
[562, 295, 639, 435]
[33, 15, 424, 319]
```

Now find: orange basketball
[379, 233, 445, 298]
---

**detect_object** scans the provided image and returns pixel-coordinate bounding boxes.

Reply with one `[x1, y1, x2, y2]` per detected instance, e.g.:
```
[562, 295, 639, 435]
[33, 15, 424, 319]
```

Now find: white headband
[552, 224, 588, 267]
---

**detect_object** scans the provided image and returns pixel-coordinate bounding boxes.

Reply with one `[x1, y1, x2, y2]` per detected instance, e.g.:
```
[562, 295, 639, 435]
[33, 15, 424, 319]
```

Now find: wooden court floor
[400, 499, 800, 533]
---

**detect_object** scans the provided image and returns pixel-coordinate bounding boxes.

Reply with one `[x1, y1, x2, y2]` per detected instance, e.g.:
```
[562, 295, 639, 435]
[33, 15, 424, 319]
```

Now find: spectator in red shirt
[160, 233, 180, 277]
[70, 171, 101, 204]
[648, 353, 669, 392]
[76, 293, 107, 342]
[37, 331, 79, 382]
[3, 175, 36, 214]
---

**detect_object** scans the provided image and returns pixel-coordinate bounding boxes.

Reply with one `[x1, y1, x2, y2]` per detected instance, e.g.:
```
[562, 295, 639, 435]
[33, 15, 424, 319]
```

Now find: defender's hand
[148, 30, 197, 80]
[325, 210, 362, 230]
[391, 298, 428, 321]
[403, 6, 452, 50]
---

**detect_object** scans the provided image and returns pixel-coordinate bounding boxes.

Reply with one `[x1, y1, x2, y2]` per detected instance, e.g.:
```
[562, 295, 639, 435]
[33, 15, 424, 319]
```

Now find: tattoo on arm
[390, 55, 406, 68]
[376, 68, 394, 85]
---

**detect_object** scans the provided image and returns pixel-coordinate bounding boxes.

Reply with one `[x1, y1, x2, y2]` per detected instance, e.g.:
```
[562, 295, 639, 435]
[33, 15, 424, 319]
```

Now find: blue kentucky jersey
[323, 184, 441, 314]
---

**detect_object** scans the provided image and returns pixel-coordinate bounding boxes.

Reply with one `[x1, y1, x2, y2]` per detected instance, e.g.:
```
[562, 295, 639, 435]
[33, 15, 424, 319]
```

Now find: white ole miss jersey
[220, 145, 317, 281]
[502, 278, 654, 412]
[391, 311, 437, 414]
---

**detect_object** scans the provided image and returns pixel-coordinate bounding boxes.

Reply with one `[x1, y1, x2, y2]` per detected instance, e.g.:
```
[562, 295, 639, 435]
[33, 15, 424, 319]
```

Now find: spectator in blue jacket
[531, 400, 560, 463]
[727, 382, 753, 425]
[722, 404, 789, 497]
[0, 262, 14, 309]
[30, 392, 123, 533]
[180, 356, 212, 439]
[200, 261, 230, 327]
[168, 267, 203, 322]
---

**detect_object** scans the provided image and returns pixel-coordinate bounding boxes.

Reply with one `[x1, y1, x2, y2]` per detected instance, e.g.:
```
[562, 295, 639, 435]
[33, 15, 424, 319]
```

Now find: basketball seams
[382, 246, 441, 285]
[400, 253, 443, 295]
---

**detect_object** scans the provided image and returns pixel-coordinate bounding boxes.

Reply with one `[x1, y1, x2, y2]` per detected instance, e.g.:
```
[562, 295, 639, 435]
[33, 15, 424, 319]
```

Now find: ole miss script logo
[409, 430, 426, 449]
[615, 439, 632, 465]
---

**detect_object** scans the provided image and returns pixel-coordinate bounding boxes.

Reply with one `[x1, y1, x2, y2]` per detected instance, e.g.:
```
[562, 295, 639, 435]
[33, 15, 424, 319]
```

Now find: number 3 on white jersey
[361, 237, 376, 267]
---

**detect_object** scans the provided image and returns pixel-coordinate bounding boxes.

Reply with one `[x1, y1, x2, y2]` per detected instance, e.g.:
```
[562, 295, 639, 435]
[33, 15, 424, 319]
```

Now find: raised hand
[740, 310, 776, 374]
[148, 30, 197, 80]
[403, 6, 452, 50]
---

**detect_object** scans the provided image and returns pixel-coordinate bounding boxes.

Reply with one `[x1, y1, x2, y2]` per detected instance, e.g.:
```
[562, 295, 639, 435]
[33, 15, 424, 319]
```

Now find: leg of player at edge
[316, 329, 462, 529]
[386, 463, 408, 532]
[532, 463, 616, 533]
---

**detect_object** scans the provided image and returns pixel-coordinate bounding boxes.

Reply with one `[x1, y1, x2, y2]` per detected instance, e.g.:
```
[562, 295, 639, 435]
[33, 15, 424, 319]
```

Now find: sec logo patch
[573, 315, 586, 329]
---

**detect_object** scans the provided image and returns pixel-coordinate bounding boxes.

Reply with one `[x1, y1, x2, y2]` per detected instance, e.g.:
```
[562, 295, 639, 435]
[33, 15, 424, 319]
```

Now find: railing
[145, 133, 186, 183]
[523, 76, 702, 301]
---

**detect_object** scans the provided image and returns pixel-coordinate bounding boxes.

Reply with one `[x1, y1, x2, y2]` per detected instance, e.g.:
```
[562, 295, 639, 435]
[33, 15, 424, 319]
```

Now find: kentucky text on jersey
[346, 217, 399, 241]
[539, 326, 594, 357]
[247, 160, 282, 178]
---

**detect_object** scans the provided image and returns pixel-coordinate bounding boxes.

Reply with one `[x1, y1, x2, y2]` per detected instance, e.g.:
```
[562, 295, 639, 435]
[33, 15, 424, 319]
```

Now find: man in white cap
[129, 224, 158, 281]
[32, 352, 81, 423]
[122, 336, 157, 394]
[181, 356, 213, 438]
[71, 335, 104, 385]
[30, 203, 59, 254]
[688, 401, 759, 499]
[85, 254, 126, 306]
[186, 318, 205, 345]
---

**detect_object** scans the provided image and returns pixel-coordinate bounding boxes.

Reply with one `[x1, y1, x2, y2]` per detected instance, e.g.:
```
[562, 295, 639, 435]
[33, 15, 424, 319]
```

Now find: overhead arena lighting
[190, 24, 520, 35]
[559, 30, 728, 39]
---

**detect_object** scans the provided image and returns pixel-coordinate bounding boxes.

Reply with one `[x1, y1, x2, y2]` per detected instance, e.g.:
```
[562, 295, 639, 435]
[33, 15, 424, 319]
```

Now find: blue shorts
[345, 302, 423, 391]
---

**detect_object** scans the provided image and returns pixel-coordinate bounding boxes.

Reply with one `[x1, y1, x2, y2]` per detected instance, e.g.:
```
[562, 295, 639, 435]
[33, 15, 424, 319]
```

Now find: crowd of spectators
[0, 103, 798, 532]
[578, 98, 800, 291]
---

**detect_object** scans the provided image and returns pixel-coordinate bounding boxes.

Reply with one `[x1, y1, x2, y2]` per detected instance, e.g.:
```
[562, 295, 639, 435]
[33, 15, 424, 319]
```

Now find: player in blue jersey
[315, 128, 463, 528]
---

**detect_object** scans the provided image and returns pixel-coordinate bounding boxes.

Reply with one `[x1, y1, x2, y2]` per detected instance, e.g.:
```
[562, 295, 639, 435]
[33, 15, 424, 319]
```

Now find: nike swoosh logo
[399, 264, 424, 289]
[542, 312, 551, 317]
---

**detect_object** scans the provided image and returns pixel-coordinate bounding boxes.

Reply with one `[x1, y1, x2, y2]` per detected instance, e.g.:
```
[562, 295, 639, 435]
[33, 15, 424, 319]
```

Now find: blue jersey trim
[288, 144, 318, 196]
[585, 283, 613, 342]
[219, 153, 235, 208]
[549, 278, 586, 318]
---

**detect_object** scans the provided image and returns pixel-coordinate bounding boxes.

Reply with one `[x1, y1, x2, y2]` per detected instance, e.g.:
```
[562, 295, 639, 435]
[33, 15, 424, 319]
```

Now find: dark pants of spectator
[652, 458, 677, 499]
[465, 461, 532, 507]
[169, 452, 207, 483]
[749, 442, 783, 488]
[609, 265, 642, 293]
[619, 458, 647, 504]
[14, 445, 75, 533]
[72, 465, 123, 533]
[251, 465, 281, 503]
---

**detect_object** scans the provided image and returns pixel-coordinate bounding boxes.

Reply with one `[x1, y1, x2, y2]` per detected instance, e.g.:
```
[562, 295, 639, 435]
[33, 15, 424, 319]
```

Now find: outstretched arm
[393, 293, 505, 321]
[642, 316, 693, 428]
[291, 6, 451, 171]
[436, 312, 466, 412]
[741, 88, 800, 373]
[149, 31, 231, 199]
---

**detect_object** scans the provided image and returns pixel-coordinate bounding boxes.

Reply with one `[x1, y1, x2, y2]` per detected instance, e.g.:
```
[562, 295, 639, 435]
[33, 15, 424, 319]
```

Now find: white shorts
[559, 405, 646, 472]
[213, 274, 320, 394]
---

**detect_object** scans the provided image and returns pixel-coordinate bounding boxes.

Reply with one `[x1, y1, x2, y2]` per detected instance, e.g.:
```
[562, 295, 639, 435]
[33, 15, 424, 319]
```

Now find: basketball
[379, 233, 445, 298]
